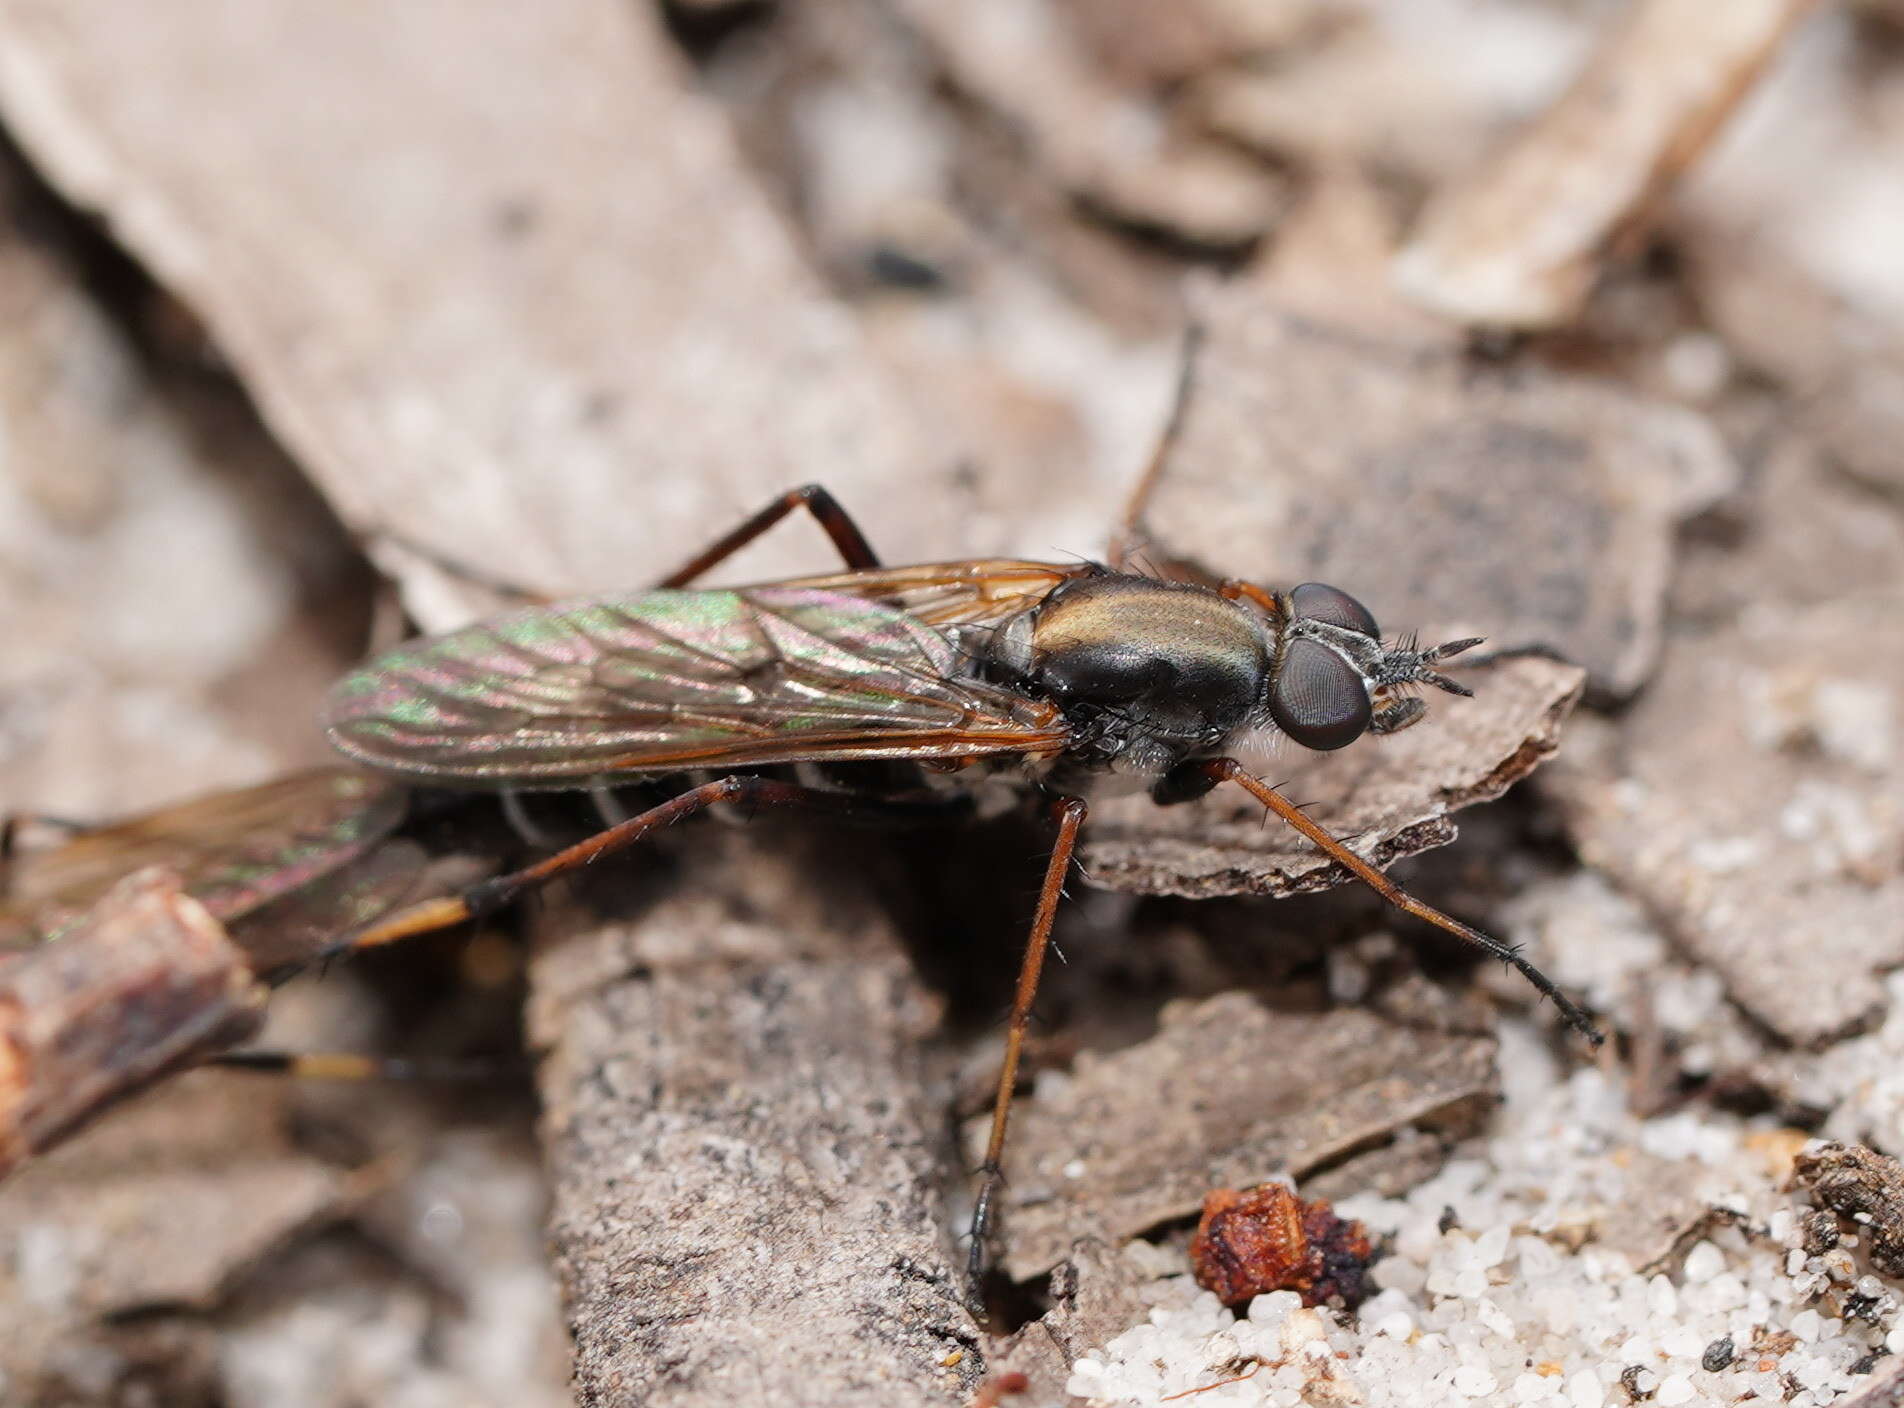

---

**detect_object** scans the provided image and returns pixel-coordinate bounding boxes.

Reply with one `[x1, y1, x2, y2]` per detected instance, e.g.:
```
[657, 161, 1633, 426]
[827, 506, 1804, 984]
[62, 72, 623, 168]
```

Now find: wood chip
[1793, 1141, 1904, 1279]
[0, 1068, 352, 1395]
[1688, 238, 1904, 498]
[1540, 592, 1904, 1048]
[0, 0, 937, 627]
[1675, 11, 1904, 497]
[1393, 0, 1819, 329]
[1193, 14, 1591, 183]
[971, 993, 1497, 1281]
[0, 869, 267, 1177]
[1677, 29, 1904, 506]
[528, 827, 979, 1408]
[1244, 167, 1451, 343]
[1049, 0, 1322, 87]
[891, 0, 1286, 250]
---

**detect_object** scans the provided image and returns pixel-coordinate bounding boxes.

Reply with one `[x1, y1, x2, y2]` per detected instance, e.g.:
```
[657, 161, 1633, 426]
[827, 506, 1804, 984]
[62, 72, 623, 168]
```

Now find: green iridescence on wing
[326, 587, 1052, 785]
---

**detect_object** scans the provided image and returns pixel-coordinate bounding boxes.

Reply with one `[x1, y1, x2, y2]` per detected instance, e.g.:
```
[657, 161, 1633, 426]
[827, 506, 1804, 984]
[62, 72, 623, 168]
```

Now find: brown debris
[1793, 1142, 1904, 1280]
[528, 827, 979, 1408]
[971, 993, 1497, 1281]
[969, 1370, 1032, 1408]
[0, 868, 267, 1178]
[890, 0, 1287, 250]
[1082, 652, 1581, 900]
[1190, 1183, 1375, 1310]
[1050, 0, 1322, 88]
[4, 0, 1902, 1398]
[0, 0, 938, 627]
[1394, 0, 1818, 329]
[1245, 169, 1451, 343]
[1686, 239, 1904, 498]
[1676, 11, 1904, 499]
[1670, 429, 1904, 630]
[0, 1068, 355, 1398]
[1540, 592, 1904, 1048]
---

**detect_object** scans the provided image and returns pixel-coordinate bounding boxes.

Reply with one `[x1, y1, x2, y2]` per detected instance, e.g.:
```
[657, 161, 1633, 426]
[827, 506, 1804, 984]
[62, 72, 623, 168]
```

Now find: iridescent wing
[229, 836, 464, 974]
[325, 585, 1070, 786]
[1, 769, 408, 948]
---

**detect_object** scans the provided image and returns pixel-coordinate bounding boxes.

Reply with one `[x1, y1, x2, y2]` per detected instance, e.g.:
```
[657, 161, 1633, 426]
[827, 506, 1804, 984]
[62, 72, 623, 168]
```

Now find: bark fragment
[0, 1065, 354, 1398]
[1794, 1142, 1904, 1280]
[0, 868, 266, 1178]
[1394, 0, 1819, 329]
[0, 0, 936, 627]
[1679, 8, 1904, 498]
[989, 1238, 1152, 1406]
[970, 993, 1497, 1282]
[1540, 592, 1904, 1048]
[528, 829, 979, 1408]
[890, 0, 1286, 250]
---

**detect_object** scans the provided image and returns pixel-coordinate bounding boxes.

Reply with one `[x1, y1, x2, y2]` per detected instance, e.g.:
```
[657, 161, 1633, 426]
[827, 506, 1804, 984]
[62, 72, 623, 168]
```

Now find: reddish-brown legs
[658, 482, 884, 587]
[968, 795, 1088, 1283]
[208, 1050, 500, 1080]
[1198, 757, 1602, 1043]
[382, 481, 884, 606]
[318, 775, 957, 966]
[1107, 321, 1204, 572]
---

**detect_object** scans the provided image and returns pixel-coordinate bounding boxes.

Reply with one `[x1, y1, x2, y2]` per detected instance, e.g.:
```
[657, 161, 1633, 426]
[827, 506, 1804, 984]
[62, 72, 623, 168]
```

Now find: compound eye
[1289, 582, 1379, 638]
[1268, 638, 1372, 751]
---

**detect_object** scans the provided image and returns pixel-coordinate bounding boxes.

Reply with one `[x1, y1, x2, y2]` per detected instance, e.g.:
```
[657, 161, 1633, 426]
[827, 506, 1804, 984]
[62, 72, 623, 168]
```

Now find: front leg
[967, 795, 1089, 1290]
[1370, 697, 1427, 735]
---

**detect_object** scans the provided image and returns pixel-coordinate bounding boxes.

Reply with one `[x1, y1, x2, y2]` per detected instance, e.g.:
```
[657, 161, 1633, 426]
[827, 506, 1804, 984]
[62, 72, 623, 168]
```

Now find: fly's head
[1266, 581, 1482, 750]
[980, 572, 1482, 777]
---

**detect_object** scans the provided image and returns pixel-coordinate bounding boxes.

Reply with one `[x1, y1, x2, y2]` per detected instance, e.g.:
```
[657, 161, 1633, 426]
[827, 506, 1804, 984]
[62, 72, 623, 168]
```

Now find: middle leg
[967, 794, 1089, 1285]
[657, 483, 884, 588]
[312, 775, 961, 966]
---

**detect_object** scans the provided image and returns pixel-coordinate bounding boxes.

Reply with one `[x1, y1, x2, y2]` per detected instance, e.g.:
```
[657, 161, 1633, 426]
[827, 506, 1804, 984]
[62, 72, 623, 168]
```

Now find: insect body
[319, 484, 1602, 1280]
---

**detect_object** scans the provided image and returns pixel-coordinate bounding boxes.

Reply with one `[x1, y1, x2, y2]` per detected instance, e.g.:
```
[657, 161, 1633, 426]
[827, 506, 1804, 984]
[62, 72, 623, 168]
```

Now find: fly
[312, 482, 1604, 1282]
